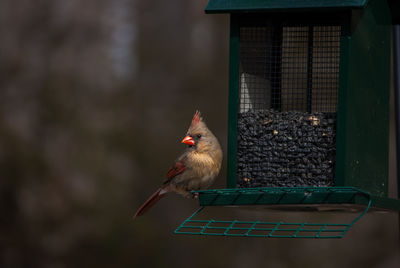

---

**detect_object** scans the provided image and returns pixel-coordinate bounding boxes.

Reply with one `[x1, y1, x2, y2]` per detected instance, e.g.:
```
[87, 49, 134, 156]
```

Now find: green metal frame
[175, 187, 373, 238]
[335, 0, 391, 196]
[174, 206, 369, 238]
[205, 0, 369, 14]
[388, 0, 400, 23]
[335, 13, 351, 190]
[227, 14, 240, 188]
[195, 187, 369, 206]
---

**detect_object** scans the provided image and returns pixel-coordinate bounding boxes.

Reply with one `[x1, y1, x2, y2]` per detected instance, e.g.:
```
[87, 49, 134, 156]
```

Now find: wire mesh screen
[239, 24, 340, 113]
[281, 26, 309, 112]
[237, 20, 340, 188]
[239, 26, 274, 112]
[311, 26, 340, 112]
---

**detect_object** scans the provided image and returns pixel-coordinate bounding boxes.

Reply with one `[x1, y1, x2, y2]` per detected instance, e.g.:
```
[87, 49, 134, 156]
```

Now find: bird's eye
[196, 134, 202, 139]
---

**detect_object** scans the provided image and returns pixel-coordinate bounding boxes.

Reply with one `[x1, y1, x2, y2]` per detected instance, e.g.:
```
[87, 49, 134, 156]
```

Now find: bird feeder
[175, 0, 400, 238]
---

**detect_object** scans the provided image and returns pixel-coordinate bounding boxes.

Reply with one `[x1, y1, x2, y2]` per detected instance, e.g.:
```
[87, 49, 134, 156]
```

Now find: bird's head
[181, 111, 221, 154]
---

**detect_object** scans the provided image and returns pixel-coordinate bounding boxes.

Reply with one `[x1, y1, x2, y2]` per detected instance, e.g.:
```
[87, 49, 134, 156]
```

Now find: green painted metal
[335, 0, 391, 196]
[368, 195, 400, 211]
[388, 0, 400, 23]
[335, 13, 352, 188]
[174, 187, 372, 238]
[195, 187, 370, 206]
[191, 187, 400, 210]
[227, 15, 240, 188]
[205, 0, 368, 14]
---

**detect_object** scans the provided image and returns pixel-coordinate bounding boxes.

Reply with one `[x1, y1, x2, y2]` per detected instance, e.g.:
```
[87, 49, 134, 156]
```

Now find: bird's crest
[190, 110, 203, 127]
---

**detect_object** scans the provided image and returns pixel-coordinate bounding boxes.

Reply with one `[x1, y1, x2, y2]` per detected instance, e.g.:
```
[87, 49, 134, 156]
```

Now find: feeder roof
[205, 0, 369, 13]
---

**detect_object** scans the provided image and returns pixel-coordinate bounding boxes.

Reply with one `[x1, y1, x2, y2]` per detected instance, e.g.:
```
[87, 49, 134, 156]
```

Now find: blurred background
[0, 0, 399, 267]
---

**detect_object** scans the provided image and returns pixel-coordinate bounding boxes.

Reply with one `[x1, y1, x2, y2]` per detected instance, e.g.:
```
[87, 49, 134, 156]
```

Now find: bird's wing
[164, 160, 186, 184]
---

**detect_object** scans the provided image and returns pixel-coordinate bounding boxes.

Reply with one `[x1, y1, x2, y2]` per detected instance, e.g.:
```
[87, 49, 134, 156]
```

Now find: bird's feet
[182, 191, 199, 199]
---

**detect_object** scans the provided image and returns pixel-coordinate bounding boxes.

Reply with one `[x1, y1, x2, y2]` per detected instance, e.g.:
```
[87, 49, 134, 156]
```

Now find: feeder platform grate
[175, 187, 377, 238]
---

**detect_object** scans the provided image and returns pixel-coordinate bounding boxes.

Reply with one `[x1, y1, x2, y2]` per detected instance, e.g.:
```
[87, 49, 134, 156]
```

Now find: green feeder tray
[175, 187, 373, 238]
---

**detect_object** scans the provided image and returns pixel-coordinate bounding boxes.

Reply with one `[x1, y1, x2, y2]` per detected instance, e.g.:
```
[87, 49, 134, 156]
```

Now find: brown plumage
[133, 111, 223, 218]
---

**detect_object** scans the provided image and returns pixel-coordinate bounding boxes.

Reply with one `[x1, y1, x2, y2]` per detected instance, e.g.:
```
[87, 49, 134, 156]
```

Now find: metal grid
[239, 26, 274, 112]
[239, 24, 341, 113]
[175, 187, 371, 239]
[237, 20, 341, 188]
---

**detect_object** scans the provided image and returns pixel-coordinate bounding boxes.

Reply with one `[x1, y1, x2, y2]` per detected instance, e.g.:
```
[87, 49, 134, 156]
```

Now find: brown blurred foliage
[0, 0, 399, 267]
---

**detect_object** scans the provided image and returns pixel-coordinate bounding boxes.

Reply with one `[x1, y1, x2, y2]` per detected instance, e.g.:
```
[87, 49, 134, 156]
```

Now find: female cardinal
[133, 111, 223, 218]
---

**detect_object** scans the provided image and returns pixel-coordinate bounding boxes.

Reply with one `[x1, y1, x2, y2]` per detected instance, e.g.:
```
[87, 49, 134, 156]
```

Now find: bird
[133, 111, 223, 218]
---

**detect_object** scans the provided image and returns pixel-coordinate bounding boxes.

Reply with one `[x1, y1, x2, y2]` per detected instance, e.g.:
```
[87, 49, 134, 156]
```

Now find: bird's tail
[133, 187, 168, 219]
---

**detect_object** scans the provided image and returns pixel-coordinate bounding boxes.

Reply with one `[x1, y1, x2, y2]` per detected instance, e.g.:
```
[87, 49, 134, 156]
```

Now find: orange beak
[182, 135, 195, 146]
